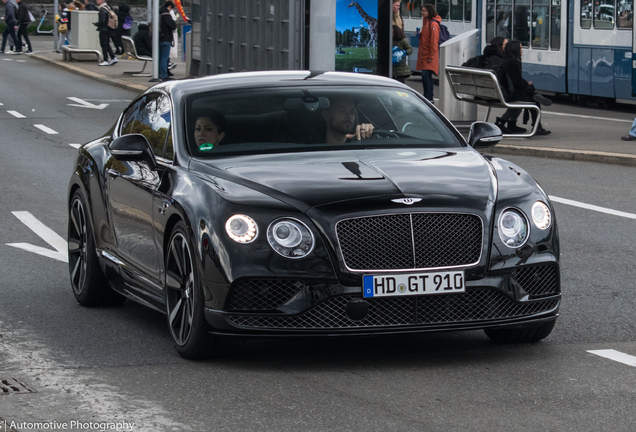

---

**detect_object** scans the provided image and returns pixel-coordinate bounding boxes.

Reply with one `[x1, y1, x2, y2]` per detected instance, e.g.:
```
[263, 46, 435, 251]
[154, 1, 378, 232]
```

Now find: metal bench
[61, 45, 103, 63]
[122, 36, 152, 77]
[445, 65, 541, 138]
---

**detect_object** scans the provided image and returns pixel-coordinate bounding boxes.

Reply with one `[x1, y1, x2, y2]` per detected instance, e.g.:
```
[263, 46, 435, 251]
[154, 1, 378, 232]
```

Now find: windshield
[185, 86, 463, 157]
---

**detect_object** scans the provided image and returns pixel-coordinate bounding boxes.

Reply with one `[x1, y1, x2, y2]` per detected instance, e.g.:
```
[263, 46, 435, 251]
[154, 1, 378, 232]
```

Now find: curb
[30, 53, 148, 94]
[490, 144, 636, 167]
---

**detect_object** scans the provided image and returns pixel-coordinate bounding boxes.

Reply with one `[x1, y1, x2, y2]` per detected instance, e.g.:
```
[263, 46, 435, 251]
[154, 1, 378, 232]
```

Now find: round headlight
[498, 209, 529, 248]
[267, 218, 315, 259]
[531, 201, 551, 230]
[225, 214, 258, 243]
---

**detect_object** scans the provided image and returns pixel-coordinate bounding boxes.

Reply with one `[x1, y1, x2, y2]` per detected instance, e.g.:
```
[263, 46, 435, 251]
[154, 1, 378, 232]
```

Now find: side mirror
[110, 134, 157, 171]
[467, 122, 503, 149]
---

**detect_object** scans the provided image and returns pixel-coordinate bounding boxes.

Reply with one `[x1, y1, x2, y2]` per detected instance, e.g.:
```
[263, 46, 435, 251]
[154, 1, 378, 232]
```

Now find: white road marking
[542, 111, 633, 123]
[549, 196, 636, 220]
[69, 143, 81, 149]
[6, 211, 67, 263]
[7, 110, 25, 118]
[2, 58, 12, 61]
[588, 349, 636, 367]
[0, 103, 3, 105]
[16, 59, 26, 63]
[34, 124, 59, 134]
[66, 97, 108, 110]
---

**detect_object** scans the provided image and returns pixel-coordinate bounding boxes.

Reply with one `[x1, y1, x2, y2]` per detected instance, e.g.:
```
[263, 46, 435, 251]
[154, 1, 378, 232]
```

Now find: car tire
[68, 190, 126, 307]
[165, 221, 219, 359]
[484, 319, 556, 343]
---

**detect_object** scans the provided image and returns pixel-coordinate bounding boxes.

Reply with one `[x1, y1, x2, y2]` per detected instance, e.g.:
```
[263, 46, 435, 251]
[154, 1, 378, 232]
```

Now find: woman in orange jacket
[416, 4, 441, 103]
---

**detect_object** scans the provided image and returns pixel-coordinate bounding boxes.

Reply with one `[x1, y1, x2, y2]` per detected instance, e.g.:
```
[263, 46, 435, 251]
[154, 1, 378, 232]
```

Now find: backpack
[462, 55, 485, 69]
[123, 15, 133, 30]
[106, 6, 118, 29]
[430, 21, 451, 46]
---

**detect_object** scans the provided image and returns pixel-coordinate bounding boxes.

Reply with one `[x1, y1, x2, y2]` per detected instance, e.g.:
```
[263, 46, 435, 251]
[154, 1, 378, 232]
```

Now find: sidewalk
[22, 36, 636, 167]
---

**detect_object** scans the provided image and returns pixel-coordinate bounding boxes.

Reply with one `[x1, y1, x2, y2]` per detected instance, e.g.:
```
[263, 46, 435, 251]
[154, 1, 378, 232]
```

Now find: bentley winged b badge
[391, 198, 422, 205]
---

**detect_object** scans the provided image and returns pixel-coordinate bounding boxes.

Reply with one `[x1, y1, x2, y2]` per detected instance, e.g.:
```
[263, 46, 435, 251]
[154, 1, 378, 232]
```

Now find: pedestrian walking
[15, 0, 32, 53]
[113, 3, 131, 55]
[157, 1, 176, 81]
[416, 3, 441, 104]
[392, 25, 412, 84]
[1, 0, 20, 54]
[95, 0, 118, 66]
[56, 3, 71, 51]
[168, 6, 179, 75]
[621, 119, 636, 141]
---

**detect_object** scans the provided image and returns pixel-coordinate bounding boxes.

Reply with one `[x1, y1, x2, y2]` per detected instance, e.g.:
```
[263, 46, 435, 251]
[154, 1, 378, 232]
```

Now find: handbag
[58, 23, 68, 33]
[392, 46, 407, 65]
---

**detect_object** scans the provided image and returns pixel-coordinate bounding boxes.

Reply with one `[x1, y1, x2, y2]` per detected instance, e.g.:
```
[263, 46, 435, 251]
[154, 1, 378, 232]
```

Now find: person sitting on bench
[133, 23, 152, 57]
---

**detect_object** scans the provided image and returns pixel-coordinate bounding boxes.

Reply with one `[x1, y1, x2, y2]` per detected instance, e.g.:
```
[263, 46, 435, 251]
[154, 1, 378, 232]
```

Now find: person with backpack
[113, 3, 131, 55]
[496, 40, 551, 135]
[416, 3, 442, 104]
[1, 0, 20, 54]
[392, 25, 412, 83]
[95, 0, 118, 66]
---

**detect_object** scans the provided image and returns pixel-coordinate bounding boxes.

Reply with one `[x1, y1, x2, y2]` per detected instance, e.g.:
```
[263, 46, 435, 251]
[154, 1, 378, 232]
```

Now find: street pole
[53, 0, 59, 52]
[152, 0, 159, 80]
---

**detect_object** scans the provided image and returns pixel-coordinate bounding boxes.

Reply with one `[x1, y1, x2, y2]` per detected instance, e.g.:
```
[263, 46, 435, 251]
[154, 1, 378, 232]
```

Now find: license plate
[362, 271, 465, 298]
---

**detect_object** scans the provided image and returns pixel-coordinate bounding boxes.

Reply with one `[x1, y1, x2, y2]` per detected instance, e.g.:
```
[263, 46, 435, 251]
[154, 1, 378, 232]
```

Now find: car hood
[192, 148, 496, 212]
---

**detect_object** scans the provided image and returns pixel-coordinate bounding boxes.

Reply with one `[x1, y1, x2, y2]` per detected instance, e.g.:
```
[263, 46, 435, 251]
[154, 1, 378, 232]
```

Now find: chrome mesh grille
[337, 213, 482, 271]
[226, 291, 559, 329]
[512, 265, 559, 297]
[227, 280, 305, 311]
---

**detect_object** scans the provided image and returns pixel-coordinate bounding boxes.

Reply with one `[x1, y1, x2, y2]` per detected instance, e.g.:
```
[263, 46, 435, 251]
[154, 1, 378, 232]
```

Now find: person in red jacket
[416, 3, 441, 103]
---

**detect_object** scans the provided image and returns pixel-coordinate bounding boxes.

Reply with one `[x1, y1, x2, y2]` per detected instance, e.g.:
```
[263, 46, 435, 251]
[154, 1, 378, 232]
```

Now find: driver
[322, 98, 374, 144]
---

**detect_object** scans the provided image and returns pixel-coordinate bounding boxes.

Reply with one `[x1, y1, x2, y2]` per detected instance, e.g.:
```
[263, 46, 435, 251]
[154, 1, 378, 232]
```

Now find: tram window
[581, 0, 592, 28]
[412, 0, 423, 18]
[496, 0, 513, 39]
[515, 0, 531, 47]
[486, 0, 495, 42]
[451, 0, 464, 20]
[594, 0, 615, 29]
[551, 0, 561, 49]
[437, 0, 450, 20]
[532, 0, 549, 49]
[465, 0, 472, 22]
[617, 0, 633, 29]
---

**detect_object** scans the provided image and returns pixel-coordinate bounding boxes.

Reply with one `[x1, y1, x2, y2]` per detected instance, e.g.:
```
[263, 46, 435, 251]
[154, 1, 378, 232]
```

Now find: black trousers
[17, 24, 31, 52]
[99, 30, 115, 61]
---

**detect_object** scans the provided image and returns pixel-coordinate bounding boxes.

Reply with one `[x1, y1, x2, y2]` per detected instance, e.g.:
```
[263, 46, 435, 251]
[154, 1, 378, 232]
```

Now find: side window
[437, 0, 450, 20]
[119, 98, 144, 136]
[531, 0, 549, 49]
[451, 0, 464, 21]
[465, 0, 472, 22]
[130, 93, 172, 158]
[617, 0, 633, 29]
[581, 0, 592, 28]
[165, 127, 174, 161]
[594, 0, 615, 29]
[551, 0, 561, 50]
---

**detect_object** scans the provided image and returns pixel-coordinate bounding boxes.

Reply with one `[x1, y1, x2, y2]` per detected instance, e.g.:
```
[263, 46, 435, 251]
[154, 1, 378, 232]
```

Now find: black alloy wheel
[165, 222, 218, 359]
[68, 190, 125, 306]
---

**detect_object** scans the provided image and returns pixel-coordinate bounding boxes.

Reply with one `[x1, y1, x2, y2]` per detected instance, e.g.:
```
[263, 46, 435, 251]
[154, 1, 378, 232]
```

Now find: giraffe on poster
[348, 1, 378, 59]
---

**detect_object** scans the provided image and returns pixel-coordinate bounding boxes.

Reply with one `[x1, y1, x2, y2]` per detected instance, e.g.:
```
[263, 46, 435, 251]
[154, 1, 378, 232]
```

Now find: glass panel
[413, 0, 423, 18]
[617, 0, 634, 28]
[132, 94, 171, 158]
[581, 0, 592, 28]
[165, 130, 174, 161]
[514, 0, 531, 47]
[486, 0, 495, 42]
[437, 0, 450, 20]
[119, 98, 144, 136]
[594, 0, 615, 29]
[532, 0, 550, 49]
[451, 0, 464, 20]
[496, 0, 512, 39]
[465, 0, 472, 22]
[551, 0, 561, 49]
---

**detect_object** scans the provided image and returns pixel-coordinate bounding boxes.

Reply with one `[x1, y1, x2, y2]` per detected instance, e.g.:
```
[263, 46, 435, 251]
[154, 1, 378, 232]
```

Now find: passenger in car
[322, 98, 375, 144]
[194, 110, 226, 150]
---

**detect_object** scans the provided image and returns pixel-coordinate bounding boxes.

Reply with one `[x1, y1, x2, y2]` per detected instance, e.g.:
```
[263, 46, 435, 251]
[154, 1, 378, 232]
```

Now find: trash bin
[439, 28, 480, 125]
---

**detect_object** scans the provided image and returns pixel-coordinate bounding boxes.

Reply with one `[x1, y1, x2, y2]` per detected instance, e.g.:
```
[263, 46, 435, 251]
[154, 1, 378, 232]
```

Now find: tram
[400, 0, 636, 103]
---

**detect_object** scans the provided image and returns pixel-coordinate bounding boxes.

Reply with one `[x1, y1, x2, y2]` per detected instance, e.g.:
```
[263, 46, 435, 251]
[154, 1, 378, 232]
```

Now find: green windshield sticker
[199, 143, 214, 151]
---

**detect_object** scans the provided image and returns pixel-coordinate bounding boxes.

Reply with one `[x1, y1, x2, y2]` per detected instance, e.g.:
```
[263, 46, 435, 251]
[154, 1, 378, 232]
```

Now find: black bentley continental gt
[67, 71, 560, 358]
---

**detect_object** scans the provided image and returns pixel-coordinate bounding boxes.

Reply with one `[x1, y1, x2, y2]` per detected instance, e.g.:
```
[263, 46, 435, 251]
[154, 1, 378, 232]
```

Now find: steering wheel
[372, 129, 400, 139]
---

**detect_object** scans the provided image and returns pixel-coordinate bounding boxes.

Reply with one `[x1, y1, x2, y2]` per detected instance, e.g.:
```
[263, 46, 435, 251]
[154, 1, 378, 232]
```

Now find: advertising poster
[335, 0, 380, 74]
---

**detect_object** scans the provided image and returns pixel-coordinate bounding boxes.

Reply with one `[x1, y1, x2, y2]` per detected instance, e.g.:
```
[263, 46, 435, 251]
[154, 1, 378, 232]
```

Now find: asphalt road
[1, 57, 636, 432]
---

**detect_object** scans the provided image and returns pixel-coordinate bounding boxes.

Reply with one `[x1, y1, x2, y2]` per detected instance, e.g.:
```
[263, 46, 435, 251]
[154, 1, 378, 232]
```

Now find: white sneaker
[6, 50, 16, 55]
[98, 61, 110, 66]
[109, 57, 118, 65]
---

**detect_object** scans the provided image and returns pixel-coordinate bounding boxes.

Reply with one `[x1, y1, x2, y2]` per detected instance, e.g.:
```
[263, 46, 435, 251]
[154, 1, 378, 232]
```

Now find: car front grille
[512, 265, 559, 297]
[336, 213, 483, 271]
[227, 280, 305, 311]
[226, 290, 559, 329]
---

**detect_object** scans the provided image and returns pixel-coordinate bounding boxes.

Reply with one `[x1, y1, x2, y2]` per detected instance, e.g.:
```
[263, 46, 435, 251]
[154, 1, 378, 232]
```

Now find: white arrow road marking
[588, 350, 636, 367]
[7, 110, 25, 118]
[6, 211, 68, 263]
[549, 196, 636, 220]
[66, 97, 109, 110]
[34, 124, 59, 134]
[69, 143, 81, 149]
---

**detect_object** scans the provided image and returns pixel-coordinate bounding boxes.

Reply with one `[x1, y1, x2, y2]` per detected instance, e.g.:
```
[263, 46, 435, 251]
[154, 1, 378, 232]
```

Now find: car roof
[154, 71, 409, 98]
